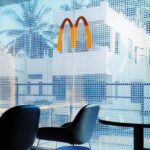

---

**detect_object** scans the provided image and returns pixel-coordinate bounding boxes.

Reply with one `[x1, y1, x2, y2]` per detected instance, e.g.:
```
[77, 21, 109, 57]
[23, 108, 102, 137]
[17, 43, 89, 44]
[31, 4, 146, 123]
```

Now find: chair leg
[36, 139, 40, 150]
[88, 141, 92, 150]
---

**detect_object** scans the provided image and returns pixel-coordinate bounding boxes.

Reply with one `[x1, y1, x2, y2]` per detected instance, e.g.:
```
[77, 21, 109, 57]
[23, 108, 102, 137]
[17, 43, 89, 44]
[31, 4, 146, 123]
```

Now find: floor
[32, 140, 133, 150]
[32, 136, 150, 150]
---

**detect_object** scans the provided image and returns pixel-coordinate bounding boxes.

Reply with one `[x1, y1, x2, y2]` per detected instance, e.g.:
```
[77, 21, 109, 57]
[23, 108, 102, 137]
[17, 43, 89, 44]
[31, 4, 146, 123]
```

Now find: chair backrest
[70, 104, 100, 144]
[0, 105, 40, 150]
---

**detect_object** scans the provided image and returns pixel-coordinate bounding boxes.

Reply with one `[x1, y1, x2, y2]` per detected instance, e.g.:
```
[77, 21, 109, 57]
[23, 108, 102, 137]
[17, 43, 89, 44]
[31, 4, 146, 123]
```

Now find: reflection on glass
[0, 0, 150, 149]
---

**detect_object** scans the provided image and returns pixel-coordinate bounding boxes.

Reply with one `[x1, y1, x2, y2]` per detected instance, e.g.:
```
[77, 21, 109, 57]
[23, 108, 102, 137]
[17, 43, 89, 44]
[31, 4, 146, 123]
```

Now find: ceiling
[0, 0, 31, 6]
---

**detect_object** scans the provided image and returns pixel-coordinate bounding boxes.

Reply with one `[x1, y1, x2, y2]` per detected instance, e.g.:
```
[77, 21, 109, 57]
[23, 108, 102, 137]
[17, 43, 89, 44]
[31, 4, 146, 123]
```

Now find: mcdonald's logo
[57, 16, 92, 52]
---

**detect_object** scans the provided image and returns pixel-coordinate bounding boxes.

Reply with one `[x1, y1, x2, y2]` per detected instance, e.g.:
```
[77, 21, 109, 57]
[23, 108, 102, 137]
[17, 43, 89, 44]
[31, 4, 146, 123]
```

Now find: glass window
[53, 76, 66, 101]
[115, 32, 120, 54]
[1, 0, 150, 149]
[146, 21, 150, 33]
[128, 39, 133, 59]
[134, 46, 138, 63]
[28, 74, 43, 79]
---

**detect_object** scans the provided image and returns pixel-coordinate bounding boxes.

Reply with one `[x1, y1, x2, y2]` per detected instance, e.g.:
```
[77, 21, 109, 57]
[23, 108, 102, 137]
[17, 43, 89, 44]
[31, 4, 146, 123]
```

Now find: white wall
[53, 47, 107, 75]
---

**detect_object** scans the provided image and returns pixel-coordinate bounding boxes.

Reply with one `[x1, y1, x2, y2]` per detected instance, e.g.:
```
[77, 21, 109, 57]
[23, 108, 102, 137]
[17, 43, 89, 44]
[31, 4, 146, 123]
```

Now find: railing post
[16, 83, 19, 105]
[27, 82, 31, 95]
[39, 82, 43, 95]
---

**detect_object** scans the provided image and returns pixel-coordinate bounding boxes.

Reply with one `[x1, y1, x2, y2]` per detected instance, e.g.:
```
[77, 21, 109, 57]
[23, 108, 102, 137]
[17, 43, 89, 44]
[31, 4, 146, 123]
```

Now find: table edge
[99, 119, 150, 128]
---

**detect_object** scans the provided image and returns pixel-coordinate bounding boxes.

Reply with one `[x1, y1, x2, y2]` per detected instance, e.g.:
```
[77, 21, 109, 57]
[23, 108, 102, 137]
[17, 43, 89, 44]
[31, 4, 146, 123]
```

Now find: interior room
[0, 0, 150, 150]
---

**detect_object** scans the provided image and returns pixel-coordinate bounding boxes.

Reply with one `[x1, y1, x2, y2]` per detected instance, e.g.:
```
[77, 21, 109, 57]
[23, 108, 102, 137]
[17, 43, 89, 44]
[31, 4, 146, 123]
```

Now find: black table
[99, 118, 150, 150]
[55, 146, 90, 150]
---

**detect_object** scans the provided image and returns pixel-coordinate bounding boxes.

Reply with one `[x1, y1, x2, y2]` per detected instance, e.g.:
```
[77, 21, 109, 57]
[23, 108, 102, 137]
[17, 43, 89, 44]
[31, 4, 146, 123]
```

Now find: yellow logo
[57, 16, 92, 52]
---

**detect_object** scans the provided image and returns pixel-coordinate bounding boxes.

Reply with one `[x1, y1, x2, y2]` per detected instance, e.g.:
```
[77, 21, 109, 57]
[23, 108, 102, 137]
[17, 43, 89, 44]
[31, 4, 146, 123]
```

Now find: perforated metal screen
[0, 0, 150, 149]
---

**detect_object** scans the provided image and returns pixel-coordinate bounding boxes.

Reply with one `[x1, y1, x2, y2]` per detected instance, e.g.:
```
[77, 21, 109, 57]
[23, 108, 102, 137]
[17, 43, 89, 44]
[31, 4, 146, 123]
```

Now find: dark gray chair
[36, 104, 100, 150]
[0, 105, 40, 150]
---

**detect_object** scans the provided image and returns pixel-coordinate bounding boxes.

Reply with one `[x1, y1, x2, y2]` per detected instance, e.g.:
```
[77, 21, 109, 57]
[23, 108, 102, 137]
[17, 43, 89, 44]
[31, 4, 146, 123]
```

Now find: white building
[51, 1, 150, 113]
[13, 1, 150, 104]
[0, 54, 16, 106]
[53, 1, 150, 81]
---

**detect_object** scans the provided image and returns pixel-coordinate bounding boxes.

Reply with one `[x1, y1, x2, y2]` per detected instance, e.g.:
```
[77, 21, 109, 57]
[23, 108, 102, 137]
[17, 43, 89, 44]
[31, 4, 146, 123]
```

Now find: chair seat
[55, 146, 90, 150]
[38, 127, 71, 143]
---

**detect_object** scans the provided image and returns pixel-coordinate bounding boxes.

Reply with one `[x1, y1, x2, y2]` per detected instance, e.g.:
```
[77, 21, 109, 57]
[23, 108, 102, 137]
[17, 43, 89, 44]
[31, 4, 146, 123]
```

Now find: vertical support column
[16, 83, 19, 105]
[134, 126, 143, 150]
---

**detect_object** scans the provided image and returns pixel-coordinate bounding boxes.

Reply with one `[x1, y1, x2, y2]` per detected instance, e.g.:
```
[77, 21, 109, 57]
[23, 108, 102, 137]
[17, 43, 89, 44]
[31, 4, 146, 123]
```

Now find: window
[83, 75, 106, 103]
[128, 39, 133, 59]
[146, 21, 150, 34]
[131, 83, 144, 103]
[27, 82, 31, 95]
[53, 76, 66, 101]
[144, 12, 150, 19]
[87, 0, 101, 8]
[134, 46, 138, 63]
[115, 32, 120, 54]
[125, 7, 137, 17]
[28, 74, 42, 79]
[65, 21, 111, 52]
[94, 21, 110, 48]
[39, 82, 43, 95]
[1, 0, 150, 149]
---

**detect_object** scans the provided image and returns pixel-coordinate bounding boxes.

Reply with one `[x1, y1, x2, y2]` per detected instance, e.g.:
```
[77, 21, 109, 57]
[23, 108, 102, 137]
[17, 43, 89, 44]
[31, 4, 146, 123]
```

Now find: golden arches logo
[57, 16, 92, 52]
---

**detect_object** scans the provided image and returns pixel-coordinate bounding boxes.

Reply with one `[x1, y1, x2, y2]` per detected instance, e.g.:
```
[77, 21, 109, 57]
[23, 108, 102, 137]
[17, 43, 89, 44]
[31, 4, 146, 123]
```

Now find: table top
[99, 109, 150, 128]
[99, 118, 150, 128]
[55, 146, 90, 150]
